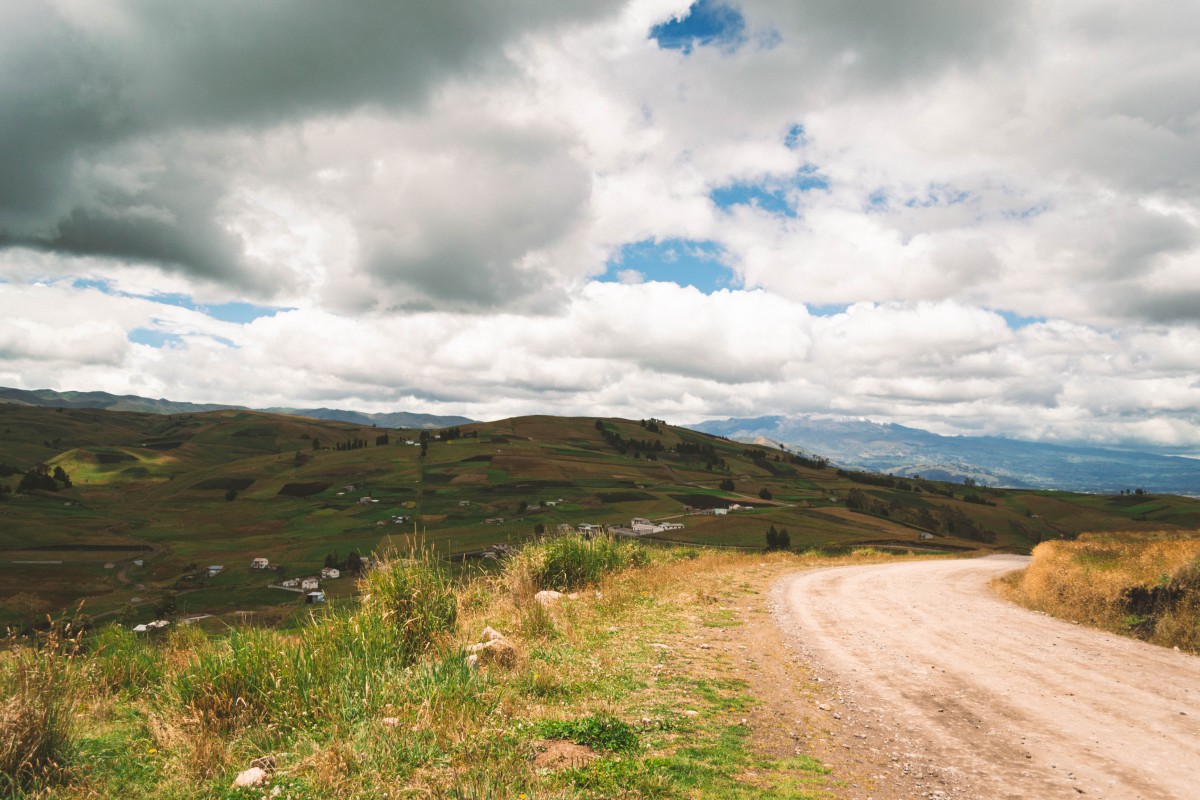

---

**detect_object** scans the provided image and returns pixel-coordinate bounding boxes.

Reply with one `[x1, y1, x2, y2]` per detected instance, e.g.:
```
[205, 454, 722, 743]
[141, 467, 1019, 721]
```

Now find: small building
[281, 578, 300, 588]
[306, 591, 326, 604]
[206, 565, 224, 577]
[132, 558, 144, 567]
[459, 500, 472, 507]
[358, 496, 375, 505]
[301, 577, 320, 591]
[919, 532, 934, 540]
[713, 508, 728, 516]
[320, 567, 340, 580]
[576, 523, 602, 536]
[251, 557, 270, 570]
[658, 521, 684, 531]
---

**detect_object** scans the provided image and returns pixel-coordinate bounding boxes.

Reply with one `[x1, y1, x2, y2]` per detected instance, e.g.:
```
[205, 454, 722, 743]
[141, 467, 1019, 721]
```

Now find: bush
[514, 534, 644, 592]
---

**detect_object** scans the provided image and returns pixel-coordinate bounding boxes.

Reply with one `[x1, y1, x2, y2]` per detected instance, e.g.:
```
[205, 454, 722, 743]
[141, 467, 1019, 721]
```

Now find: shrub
[514, 534, 643, 592]
[359, 553, 458, 658]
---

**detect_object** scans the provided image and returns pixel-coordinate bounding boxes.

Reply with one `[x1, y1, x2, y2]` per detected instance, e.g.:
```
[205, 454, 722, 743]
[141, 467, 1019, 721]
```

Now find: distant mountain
[0, 387, 473, 430]
[263, 407, 474, 430]
[688, 415, 1200, 496]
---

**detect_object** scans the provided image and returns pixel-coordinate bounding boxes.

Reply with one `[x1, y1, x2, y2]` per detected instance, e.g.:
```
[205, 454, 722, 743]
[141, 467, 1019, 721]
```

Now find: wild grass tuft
[508, 533, 647, 592]
[86, 624, 163, 693]
[0, 620, 84, 793]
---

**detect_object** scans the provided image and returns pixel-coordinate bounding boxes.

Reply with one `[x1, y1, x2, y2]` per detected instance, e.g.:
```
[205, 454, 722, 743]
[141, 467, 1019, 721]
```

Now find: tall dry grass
[1003, 530, 1200, 652]
[0, 620, 84, 794]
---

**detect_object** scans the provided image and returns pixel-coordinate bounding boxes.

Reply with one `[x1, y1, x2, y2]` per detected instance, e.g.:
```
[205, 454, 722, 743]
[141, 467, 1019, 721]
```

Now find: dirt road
[772, 555, 1200, 799]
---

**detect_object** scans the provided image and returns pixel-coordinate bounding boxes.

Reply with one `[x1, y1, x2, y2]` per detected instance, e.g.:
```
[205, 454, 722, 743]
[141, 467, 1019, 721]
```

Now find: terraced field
[4, 405, 1200, 629]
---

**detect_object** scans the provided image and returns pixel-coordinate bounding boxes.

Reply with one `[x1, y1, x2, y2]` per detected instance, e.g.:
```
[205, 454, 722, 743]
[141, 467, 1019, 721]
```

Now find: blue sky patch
[711, 183, 794, 216]
[808, 303, 851, 317]
[710, 167, 829, 217]
[996, 310, 1046, 329]
[128, 327, 184, 348]
[600, 238, 738, 293]
[784, 124, 807, 150]
[650, 0, 746, 54]
[69, 277, 286, 323]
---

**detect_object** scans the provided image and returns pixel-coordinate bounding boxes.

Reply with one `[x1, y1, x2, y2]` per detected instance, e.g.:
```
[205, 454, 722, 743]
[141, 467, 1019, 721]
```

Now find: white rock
[534, 590, 565, 606]
[232, 766, 267, 788]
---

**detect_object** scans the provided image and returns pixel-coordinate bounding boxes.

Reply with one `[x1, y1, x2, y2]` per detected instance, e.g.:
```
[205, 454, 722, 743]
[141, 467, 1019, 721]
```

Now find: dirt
[760, 555, 1200, 799]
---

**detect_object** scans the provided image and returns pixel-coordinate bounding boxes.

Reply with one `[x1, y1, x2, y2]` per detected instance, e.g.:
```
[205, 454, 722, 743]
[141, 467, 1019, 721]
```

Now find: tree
[765, 525, 780, 550]
[758, 487, 773, 500]
[719, 478, 735, 492]
[224, 488, 238, 502]
[778, 528, 791, 549]
[533, 523, 545, 535]
[52, 465, 72, 487]
[518, 500, 528, 514]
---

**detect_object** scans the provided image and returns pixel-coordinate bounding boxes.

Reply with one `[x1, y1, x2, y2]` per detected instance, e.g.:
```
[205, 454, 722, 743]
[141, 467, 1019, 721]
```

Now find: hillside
[0, 386, 472, 429]
[690, 414, 1200, 496]
[3, 405, 1200, 629]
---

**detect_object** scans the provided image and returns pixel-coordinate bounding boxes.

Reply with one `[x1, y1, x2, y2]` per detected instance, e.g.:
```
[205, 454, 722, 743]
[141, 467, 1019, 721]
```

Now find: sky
[1, 0, 1199, 453]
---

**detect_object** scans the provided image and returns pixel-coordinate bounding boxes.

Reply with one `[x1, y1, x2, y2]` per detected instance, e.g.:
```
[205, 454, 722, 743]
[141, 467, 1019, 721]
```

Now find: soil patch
[277, 481, 332, 497]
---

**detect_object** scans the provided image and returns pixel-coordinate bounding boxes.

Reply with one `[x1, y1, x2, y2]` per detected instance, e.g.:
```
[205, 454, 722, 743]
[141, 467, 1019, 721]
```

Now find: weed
[537, 713, 640, 753]
[0, 619, 84, 792]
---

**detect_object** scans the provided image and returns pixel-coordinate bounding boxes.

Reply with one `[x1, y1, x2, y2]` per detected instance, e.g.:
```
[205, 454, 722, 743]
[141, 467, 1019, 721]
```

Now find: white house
[251, 557, 270, 569]
[320, 567, 341, 580]
[658, 521, 684, 531]
[306, 591, 326, 604]
[713, 508, 728, 516]
[206, 565, 224, 577]
[919, 532, 934, 540]
[281, 578, 300, 588]
[301, 577, 320, 591]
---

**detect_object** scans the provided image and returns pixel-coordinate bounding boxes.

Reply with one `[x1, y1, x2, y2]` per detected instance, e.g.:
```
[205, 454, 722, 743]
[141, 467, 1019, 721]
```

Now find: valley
[4, 405, 1200, 630]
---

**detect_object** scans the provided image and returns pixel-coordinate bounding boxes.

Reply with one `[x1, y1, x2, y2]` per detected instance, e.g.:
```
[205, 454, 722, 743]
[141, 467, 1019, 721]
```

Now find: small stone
[481, 626, 505, 641]
[381, 717, 401, 727]
[232, 766, 267, 788]
[534, 590, 565, 606]
[682, 709, 699, 717]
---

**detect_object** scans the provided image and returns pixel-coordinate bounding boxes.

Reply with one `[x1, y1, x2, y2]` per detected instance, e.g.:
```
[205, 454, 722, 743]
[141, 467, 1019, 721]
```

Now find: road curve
[773, 555, 1200, 800]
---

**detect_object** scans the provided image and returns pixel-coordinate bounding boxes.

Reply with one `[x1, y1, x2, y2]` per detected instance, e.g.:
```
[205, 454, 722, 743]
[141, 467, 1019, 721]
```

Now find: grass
[0, 537, 881, 798]
[999, 529, 1200, 652]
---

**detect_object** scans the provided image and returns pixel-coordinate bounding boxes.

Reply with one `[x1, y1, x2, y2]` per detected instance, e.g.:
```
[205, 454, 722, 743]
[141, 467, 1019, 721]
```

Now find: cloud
[3, 0, 1200, 451]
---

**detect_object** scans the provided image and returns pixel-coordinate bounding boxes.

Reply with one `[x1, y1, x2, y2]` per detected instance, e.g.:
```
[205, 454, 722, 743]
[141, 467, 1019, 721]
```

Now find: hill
[0, 386, 472, 429]
[689, 414, 1200, 496]
[3, 406, 1200, 630]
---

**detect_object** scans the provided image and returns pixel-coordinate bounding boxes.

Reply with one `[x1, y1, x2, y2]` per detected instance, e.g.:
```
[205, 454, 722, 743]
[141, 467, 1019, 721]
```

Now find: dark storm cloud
[0, 0, 620, 291]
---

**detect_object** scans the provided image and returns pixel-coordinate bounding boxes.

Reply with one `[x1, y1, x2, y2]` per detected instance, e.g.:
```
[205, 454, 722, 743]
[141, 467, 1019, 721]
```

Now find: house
[631, 518, 657, 534]
[251, 557, 270, 569]
[919, 532, 934, 541]
[133, 620, 171, 634]
[306, 591, 326, 604]
[301, 577, 320, 591]
[132, 559, 144, 567]
[713, 508, 728, 516]
[358, 496, 375, 505]
[459, 500, 472, 507]
[281, 578, 300, 588]
[658, 521, 684, 531]
[321, 567, 340, 580]
[206, 565, 224, 577]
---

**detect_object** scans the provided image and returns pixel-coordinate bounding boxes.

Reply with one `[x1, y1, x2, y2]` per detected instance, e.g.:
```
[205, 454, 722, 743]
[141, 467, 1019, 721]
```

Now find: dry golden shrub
[1009, 531, 1200, 652]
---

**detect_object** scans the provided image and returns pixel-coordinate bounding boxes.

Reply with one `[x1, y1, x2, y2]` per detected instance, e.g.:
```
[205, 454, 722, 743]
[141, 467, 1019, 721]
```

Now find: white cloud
[2, 0, 1199, 450]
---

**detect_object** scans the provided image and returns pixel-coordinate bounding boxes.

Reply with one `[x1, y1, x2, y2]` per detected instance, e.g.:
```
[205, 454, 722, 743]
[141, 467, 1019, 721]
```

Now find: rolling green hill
[4, 406, 1200, 629]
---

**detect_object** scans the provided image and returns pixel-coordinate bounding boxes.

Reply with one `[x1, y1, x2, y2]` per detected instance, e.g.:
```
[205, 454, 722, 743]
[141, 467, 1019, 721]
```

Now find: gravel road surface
[773, 555, 1200, 799]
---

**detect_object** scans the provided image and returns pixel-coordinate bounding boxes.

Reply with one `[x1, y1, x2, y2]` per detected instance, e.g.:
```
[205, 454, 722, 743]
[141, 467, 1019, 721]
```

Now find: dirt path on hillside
[770, 556, 1200, 800]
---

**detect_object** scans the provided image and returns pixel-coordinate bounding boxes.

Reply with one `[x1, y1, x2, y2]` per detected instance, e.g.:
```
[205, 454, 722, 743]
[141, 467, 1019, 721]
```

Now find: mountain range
[0, 387, 473, 430]
[688, 415, 1200, 497]
[6, 386, 1197, 495]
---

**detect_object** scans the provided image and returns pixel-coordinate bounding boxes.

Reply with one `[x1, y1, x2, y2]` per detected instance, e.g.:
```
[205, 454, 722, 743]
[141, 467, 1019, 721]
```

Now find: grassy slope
[3, 406, 1200, 628]
[5, 544, 921, 799]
